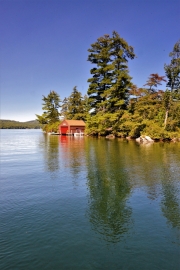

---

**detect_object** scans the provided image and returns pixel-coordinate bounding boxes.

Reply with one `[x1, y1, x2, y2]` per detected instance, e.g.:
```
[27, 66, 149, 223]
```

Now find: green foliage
[142, 121, 170, 140]
[42, 121, 61, 133]
[113, 91, 180, 139]
[87, 34, 112, 112]
[61, 97, 69, 119]
[87, 31, 135, 133]
[132, 93, 163, 123]
[163, 90, 171, 110]
[85, 113, 107, 136]
[36, 90, 61, 132]
[164, 40, 180, 92]
[65, 86, 87, 120]
[112, 111, 145, 137]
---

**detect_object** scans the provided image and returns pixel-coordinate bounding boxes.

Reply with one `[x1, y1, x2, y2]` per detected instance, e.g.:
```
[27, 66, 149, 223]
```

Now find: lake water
[1, 129, 180, 269]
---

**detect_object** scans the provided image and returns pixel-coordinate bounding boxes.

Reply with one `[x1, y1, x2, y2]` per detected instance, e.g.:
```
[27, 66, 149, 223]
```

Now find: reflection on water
[162, 180, 180, 230]
[2, 130, 180, 269]
[85, 139, 132, 243]
[45, 134, 60, 172]
[160, 145, 180, 230]
[60, 136, 86, 175]
[133, 141, 180, 231]
[40, 135, 180, 236]
[38, 134, 60, 181]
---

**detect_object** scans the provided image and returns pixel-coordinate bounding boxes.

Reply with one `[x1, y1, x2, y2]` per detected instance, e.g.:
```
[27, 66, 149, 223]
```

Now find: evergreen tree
[105, 31, 135, 114]
[87, 31, 135, 135]
[164, 40, 180, 92]
[82, 94, 91, 121]
[66, 86, 85, 120]
[36, 90, 61, 130]
[87, 34, 112, 114]
[61, 97, 69, 119]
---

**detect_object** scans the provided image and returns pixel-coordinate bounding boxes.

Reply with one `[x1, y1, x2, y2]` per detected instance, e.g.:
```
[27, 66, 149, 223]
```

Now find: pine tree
[66, 86, 85, 120]
[105, 31, 135, 113]
[87, 31, 135, 135]
[82, 94, 91, 121]
[164, 40, 180, 92]
[87, 34, 112, 114]
[61, 97, 69, 119]
[36, 90, 61, 126]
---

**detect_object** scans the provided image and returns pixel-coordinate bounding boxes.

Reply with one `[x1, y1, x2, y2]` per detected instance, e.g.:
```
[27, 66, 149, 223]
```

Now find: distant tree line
[0, 120, 40, 129]
[36, 32, 180, 139]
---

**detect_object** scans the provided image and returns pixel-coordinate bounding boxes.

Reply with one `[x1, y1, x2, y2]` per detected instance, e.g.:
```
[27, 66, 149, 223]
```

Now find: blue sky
[0, 0, 180, 121]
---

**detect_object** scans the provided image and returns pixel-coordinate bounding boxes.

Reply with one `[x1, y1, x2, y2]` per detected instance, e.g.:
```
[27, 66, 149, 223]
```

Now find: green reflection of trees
[160, 144, 180, 229]
[85, 138, 132, 243]
[39, 134, 60, 173]
[161, 182, 180, 229]
[85, 139, 180, 241]
[125, 142, 164, 200]
[59, 136, 86, 182]
[124, 141, 180, 229]
[46, 135, 60, 172]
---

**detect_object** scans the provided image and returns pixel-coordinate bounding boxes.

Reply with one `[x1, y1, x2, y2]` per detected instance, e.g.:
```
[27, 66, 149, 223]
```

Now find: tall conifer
[164, 40, 180, 92]
[87, 34, 112, 113]
[87, 31, 135, 135]
[61, 97, 69, 119]
[36, 90, 61, 124]
[66, 86, 85, 120]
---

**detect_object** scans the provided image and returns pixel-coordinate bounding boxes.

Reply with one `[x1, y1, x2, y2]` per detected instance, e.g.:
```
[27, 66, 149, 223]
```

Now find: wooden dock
[48, 132, 84, 136]
[74, 132, 84, 137]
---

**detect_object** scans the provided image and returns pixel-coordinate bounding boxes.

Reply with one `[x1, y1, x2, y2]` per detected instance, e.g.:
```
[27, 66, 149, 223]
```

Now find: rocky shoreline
[105, 134, 180, 142]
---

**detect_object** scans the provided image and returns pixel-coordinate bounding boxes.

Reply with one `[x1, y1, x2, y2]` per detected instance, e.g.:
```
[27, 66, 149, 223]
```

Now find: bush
[42, 121, 61, 133]
[141, 122, 170, 140]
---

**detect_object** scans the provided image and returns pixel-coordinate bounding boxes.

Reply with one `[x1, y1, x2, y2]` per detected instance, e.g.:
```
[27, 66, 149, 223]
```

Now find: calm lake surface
[1, 129, 180, 269]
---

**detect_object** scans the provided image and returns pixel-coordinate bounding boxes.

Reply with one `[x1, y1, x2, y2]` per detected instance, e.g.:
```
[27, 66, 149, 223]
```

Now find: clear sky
[0, 0, 180, 121]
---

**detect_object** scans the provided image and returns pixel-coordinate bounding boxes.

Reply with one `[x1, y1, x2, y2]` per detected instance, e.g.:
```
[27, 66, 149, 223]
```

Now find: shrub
[141, 122, 170, 140]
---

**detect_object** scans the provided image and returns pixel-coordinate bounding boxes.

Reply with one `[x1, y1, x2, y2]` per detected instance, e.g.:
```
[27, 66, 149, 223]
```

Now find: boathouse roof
[60, 120, 85, 126]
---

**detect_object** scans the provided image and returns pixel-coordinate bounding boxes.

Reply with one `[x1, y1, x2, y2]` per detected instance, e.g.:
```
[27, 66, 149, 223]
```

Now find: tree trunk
[164, 109, 168, 129]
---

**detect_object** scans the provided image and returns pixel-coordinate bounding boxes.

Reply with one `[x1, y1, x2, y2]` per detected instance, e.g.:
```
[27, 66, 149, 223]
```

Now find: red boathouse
[59, 120, 85, 135]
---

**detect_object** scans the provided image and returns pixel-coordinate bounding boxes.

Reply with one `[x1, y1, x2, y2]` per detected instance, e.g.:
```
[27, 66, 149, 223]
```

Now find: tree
[87, 34, 112, 114]
[163, 90, 171, 129]
[164, 40, 180, 92]
[163, 41, 180, 130]
[129, 84, 141, 97]
[107, 31, 135, 113]
[82, 94, 91, 121]
[144, 73, 166, 92]
[61, 97, 69, 119]
[36, 90, 61, 131]
[87, 31, 135, 135]
[66, 86, 85, 120]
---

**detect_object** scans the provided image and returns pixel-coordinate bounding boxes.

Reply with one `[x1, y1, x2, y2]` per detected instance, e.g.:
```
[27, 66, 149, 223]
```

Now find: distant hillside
[0, 120, 40, 129]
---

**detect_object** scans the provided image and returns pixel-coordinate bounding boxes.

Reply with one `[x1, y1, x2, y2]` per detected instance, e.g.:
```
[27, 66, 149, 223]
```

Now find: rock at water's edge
[136, 136, 154, 143]
[106, 134, 115, 139]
